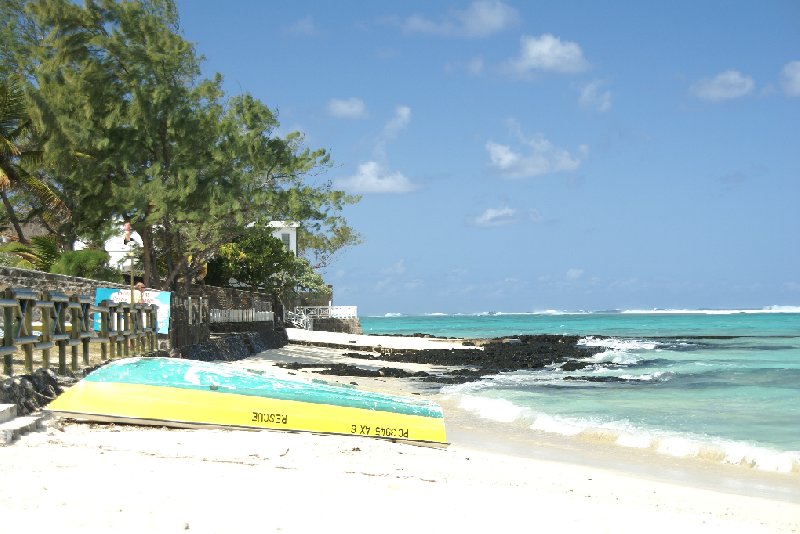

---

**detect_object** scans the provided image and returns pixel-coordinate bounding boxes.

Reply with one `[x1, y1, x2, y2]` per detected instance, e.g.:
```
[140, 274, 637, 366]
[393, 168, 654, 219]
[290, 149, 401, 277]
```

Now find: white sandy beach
[1, 330, 798, 533]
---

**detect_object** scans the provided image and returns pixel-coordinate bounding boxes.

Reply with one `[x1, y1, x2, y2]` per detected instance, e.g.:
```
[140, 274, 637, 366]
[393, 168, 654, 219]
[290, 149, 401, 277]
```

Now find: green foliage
[0, 0, 39, 80]
[205, 227, 327, 301]
[50, 249, 123, 283]
[3, 0, 360, 294]
[0, 251, 17, 266]
[0, 234, 60, 271]
[0, 73, 70, 246]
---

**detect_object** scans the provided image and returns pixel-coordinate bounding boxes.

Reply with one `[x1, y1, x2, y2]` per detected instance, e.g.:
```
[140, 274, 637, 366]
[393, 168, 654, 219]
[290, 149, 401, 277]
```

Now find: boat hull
[47, 357, 447, 444]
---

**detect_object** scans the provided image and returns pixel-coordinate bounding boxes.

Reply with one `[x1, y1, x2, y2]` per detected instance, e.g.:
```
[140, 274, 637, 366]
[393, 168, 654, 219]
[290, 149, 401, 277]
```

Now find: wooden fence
[0, 287, 158, 377]
[170, 295, 209, 350]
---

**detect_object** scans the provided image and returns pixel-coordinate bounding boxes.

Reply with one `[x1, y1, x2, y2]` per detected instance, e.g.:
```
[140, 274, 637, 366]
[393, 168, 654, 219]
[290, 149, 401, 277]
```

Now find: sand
[0, 330, 798, 533]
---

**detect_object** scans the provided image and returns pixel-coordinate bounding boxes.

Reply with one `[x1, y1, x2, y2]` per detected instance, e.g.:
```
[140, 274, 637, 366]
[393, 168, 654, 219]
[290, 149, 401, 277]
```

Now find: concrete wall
[312, 317, 362, 334]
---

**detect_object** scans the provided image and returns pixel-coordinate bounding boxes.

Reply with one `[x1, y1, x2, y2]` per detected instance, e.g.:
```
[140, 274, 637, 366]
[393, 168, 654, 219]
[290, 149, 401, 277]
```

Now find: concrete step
[0, 404, 18, 424]
[0, 414, 44, 446]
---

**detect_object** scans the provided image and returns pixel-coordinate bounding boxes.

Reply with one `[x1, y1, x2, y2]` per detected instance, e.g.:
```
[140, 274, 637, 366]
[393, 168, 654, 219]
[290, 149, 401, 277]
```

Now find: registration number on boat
[351, 424, 409, 439]
[251, 411, 288, 424]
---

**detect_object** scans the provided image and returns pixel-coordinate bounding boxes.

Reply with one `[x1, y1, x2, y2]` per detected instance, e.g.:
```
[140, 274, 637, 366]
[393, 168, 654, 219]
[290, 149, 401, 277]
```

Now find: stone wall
[0, 266, 127, 296]
[185, 285, 274, 311]
[177, 329, 288, 361]
[209, 321, 286, 349]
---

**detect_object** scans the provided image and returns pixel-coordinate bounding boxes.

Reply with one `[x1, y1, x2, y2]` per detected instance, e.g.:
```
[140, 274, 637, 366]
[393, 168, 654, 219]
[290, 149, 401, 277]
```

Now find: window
[281, 233, 291, 251]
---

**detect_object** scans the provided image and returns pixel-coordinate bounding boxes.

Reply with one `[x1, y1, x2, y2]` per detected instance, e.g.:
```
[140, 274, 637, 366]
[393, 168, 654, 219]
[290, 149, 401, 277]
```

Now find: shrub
[50, 250, 124, 283]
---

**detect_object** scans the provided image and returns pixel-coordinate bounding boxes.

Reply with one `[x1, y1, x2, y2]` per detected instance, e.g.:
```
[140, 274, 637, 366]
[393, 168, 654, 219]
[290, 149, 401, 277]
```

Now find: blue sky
[176, 0, 799, 315]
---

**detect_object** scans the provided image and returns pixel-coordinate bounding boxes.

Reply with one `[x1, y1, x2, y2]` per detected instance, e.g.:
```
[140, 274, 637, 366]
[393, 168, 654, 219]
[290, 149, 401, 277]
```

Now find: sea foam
[450, 392, 800, 474]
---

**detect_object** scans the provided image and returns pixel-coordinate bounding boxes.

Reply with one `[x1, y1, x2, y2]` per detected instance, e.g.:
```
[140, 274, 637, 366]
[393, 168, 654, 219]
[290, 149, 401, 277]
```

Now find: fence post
[38, 295, 53, 371]
[93, 299, 111, 362]
[145, 304, 157, 353]
[1, 290, 17, 376]
[108, 300, 121, 360]
[119, 302, 131, 358]
[5, 288, 39, 374]
[70, 295, 94, 367]
[40, 291, 70, 375]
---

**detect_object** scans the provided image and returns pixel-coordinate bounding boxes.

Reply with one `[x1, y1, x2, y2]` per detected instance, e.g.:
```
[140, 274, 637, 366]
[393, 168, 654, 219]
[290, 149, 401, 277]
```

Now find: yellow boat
[46, 357, 447, 444]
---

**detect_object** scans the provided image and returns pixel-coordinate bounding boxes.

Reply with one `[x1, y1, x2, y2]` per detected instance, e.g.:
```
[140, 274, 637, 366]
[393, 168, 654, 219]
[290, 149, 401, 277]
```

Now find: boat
[46, 357, 448, 444]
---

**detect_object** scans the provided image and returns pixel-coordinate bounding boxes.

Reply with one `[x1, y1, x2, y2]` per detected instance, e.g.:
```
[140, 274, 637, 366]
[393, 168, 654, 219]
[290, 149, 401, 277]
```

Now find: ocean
[360, 309, 800, 474]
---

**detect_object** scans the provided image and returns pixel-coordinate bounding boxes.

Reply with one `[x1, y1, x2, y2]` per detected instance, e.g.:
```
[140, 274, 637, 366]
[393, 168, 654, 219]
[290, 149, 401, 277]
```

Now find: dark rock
[1, 367, 72, 416]
[560, 361, 593, 372]
[563, 375, 631, 383]
[281, 334, 605, 385]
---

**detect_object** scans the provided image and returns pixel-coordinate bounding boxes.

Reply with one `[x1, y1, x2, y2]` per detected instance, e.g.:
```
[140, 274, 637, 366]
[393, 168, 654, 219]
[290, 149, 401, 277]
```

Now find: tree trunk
[139, 225, 159, 289]
[0, 189, 27, 244]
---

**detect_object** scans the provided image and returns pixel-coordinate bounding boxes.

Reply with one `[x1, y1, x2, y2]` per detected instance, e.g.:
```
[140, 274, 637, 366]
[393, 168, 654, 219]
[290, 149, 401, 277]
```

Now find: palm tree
[0, 75, 69, 244]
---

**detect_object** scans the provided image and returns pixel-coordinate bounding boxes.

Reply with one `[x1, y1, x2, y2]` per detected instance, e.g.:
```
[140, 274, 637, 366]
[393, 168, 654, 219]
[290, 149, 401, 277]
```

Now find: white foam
[714, 440, 800, 473]
[579, 336, 658, 351]
[618, 371, 669, 382]
[616, 432, 653, 448]
[456, 395, 528, 423]
[589, 350, 641, 365]
[620, 307, 800, 315]
[530, 414, 586, 436]
[452, 391, 800, 473]
[656, 436, 700, 457]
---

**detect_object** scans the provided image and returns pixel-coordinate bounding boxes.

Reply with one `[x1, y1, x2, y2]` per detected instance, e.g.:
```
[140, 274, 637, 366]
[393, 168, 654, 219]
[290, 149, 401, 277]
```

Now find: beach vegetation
[0, 234, 60, 271]
[49, 249, 124, 283]
[205, 226, 328, 304]
[0, 0, 359, 293]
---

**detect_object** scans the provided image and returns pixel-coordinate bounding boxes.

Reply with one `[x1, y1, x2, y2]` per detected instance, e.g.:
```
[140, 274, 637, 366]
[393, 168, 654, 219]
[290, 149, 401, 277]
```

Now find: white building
[77, 220, 299, 270]
[267, 221, 299, 255]
[73, 227, 141, 270]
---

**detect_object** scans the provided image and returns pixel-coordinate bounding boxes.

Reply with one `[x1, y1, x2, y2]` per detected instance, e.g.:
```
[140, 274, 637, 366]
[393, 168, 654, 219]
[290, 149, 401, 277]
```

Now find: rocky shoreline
[2, 334, 604, 416]
[278, 334, 605, 384]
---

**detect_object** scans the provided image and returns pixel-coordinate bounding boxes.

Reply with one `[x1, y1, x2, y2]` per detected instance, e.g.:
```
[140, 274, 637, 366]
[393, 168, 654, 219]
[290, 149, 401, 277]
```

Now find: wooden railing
[293, 306, 358, 319]
[0, 287, 158, 377]
[210, 309, 274, 323]
[286, 309, 312, 330]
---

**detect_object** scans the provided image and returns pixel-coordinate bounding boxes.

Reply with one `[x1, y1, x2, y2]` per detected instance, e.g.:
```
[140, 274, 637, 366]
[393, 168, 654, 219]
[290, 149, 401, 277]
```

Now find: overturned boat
[47, 357, 447, 444]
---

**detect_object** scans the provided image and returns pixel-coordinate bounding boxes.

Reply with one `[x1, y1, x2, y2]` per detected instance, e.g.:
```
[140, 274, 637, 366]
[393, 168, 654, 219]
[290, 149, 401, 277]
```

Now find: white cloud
[781, 61, 800, 97]
[579, 80, 612, 112]
[403, 0, 519, 37]
[507, 34, 589, 76]
[335, 161, 418, 194]
[382, 259, 407, 276]
[691, 70, 754, 101]
[466, 57, 485, 75]
[374, 105, 411, 160]
[528, 209, 545, 223]
[327, 97, 367, 119]
[486, 125, 587, 178]
[337, 106, 415, 194]
[286, 16, 318, 36]
[446, 56, 485, 76]
[474, 207, 516, 227]
[566, 268, 584, 280]
[384, 105, 411, 135]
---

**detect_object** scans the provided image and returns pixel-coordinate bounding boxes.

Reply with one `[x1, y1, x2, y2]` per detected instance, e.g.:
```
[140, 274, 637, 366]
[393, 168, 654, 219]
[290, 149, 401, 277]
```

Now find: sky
[175, 0, 800, 316]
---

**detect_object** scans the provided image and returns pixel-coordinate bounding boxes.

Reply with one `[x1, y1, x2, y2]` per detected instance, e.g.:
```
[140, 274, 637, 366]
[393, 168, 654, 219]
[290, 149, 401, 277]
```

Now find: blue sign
[95, 287, 171, 335]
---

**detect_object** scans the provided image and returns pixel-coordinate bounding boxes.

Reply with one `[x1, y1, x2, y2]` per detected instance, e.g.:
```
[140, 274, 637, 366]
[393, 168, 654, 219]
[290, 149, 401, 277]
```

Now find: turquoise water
[361, 311, 800, 473]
